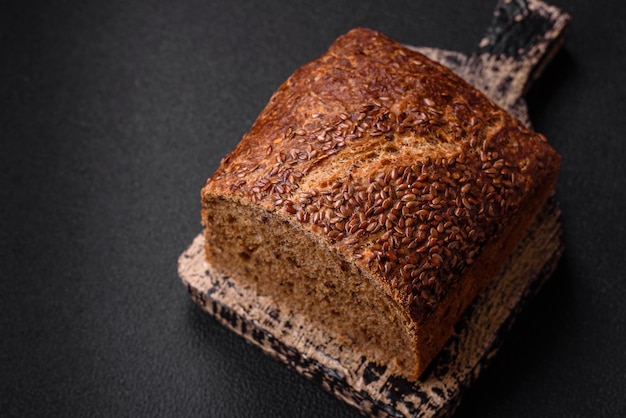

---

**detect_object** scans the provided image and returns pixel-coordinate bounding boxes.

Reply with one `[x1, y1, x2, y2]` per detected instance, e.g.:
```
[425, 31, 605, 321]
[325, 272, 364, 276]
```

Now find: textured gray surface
[2, 0, 625, 417]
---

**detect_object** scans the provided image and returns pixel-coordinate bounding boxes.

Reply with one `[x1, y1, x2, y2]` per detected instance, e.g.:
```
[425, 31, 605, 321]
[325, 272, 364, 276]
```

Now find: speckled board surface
[178, 1, 570, 416]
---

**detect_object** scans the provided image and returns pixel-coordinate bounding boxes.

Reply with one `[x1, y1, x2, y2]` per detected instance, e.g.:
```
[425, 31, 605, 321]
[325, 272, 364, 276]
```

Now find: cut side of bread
[201, 28, 560, 381]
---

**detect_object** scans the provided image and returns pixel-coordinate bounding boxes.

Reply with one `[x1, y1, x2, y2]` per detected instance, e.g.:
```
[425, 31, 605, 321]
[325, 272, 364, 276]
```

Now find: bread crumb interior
[203, 197, 416, 376]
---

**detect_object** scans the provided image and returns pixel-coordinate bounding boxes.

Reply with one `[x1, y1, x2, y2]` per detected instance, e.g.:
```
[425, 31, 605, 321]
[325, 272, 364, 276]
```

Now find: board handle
[467, 0, 570, 124]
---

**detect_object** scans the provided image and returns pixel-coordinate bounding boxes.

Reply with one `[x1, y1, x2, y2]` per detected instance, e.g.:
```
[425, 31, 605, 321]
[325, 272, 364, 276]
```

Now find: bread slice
[200, 28, 560, 381]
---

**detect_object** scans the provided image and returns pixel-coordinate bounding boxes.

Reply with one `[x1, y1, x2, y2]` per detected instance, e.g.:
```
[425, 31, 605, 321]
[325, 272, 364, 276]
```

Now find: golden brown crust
[201, 27, 560, 379]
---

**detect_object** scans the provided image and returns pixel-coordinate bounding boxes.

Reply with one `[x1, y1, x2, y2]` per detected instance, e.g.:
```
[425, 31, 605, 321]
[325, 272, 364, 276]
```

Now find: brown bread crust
[201, 28, 560, 380]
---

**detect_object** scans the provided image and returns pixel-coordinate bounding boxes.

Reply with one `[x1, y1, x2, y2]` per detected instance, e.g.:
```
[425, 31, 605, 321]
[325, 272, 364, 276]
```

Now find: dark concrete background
[2, 1, 625, 416]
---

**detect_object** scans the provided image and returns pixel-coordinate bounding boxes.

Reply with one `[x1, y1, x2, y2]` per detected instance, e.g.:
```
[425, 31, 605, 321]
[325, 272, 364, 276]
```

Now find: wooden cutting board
[178, 1, 570, 416]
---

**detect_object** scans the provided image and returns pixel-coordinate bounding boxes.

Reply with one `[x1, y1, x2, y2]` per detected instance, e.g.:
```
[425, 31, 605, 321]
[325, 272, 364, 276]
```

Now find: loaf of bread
[201, 28, 560, 381]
